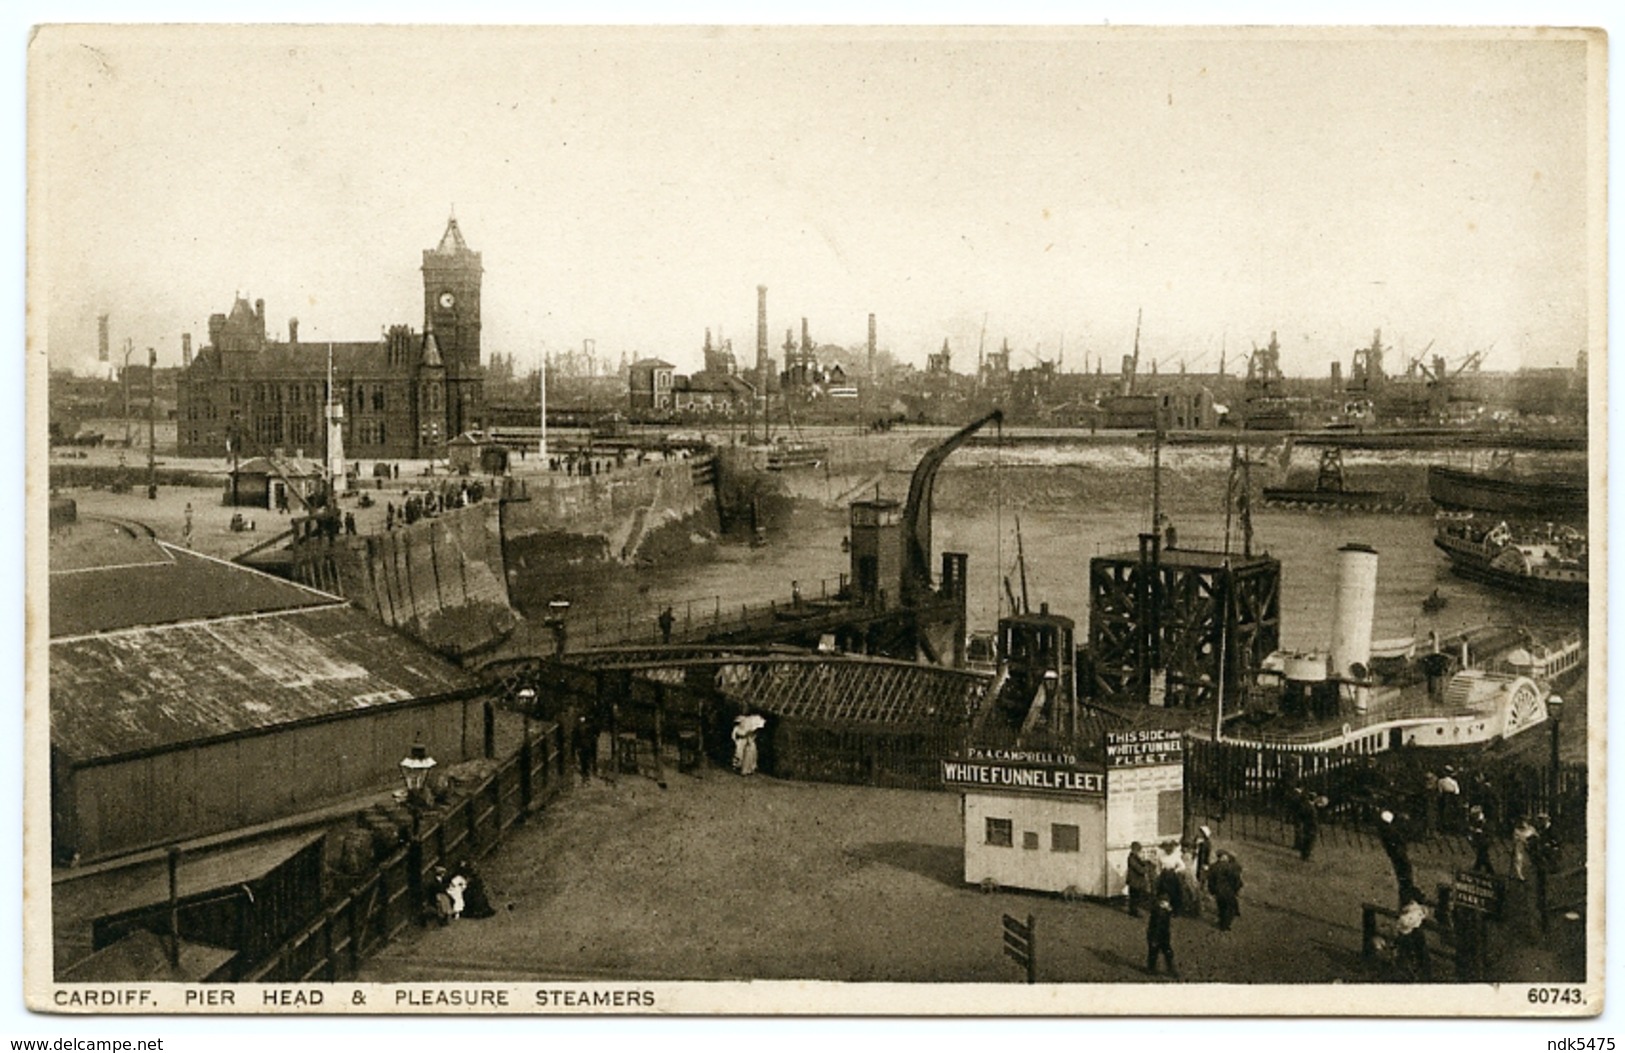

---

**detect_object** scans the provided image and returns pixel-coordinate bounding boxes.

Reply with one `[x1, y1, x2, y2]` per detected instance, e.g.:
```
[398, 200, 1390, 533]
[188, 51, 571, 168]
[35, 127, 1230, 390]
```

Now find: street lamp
[545, 598, 571, 657]
[399, 742, 438, 817]
[1547, 694, 1564, 819]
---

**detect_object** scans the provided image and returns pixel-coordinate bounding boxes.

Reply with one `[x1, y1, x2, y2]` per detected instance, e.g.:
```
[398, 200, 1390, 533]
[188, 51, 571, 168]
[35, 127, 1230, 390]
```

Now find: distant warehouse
[47, 514, 491, 863]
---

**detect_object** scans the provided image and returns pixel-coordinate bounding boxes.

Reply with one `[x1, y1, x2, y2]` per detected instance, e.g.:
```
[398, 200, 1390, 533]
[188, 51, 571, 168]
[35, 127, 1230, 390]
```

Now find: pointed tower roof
[421, 317, 443, 369]
[435, 215, 470, 255]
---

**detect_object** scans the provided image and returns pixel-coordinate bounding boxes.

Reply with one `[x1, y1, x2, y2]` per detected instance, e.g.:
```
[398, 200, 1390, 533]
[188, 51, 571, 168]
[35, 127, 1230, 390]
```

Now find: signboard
[1001, 913, 1036, 984]
[1452, 869, 1503, 916]
[1105, 728, 1185, 768]
[941, 758, 1104, 797]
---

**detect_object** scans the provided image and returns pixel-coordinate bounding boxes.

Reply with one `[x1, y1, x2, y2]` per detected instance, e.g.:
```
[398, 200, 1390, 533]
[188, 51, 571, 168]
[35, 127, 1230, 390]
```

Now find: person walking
[572, 713, 599, 782]
[1378, 809, 1417, 905]
[1145, 895, 1177, 977]
[1467, 805, 1496, 874]
[1206, 850, 1244, 932]
[1511, 815, 1537, 882]
[1193, 825, 1214, 882]
[1297, 792, 1324, 862]
[1125, 842, 1157, 918]
[1530, 813, 1558, 932]
[658, 606, 675, 644]
[1436, 766, 1462, 833]
[1420, 770, 1440, 840]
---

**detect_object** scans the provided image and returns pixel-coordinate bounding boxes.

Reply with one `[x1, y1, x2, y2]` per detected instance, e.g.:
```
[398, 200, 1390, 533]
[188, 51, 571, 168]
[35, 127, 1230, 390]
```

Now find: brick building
[176, 217, 486, 459]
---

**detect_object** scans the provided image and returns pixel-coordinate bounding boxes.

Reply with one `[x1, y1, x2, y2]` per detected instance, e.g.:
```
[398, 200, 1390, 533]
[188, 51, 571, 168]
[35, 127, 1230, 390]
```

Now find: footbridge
[478, 645, 994, 789]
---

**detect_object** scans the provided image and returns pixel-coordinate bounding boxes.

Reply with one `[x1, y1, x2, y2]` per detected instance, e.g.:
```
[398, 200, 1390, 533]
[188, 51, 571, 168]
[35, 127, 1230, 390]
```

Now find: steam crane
[901, 408, 1004, 608]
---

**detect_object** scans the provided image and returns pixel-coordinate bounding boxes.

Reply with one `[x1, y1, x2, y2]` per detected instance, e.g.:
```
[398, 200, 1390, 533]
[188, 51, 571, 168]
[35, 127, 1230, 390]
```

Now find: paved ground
[361, 760, 1584, 985]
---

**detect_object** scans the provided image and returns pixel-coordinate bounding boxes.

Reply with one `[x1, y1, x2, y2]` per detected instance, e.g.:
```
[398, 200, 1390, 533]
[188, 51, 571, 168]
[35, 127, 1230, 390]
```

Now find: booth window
[985, 817, 1013, 847]
[1051, 823, 1080, 853]
[1158, 790, 1183, 839]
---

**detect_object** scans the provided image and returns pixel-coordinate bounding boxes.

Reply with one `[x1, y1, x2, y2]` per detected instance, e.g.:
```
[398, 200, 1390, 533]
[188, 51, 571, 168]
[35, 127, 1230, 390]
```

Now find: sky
[31, 25, 1601, 378]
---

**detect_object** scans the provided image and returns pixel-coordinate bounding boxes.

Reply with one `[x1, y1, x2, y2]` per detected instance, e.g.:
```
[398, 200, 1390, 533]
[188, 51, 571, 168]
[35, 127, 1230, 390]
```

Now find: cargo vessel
[1426, 464, 1587, 517]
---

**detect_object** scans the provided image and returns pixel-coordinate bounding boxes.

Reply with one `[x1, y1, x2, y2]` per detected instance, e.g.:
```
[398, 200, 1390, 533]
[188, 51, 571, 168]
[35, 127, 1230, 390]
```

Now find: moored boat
[1426, 464, 1587, 517]
[1432, 515, 1587, 604]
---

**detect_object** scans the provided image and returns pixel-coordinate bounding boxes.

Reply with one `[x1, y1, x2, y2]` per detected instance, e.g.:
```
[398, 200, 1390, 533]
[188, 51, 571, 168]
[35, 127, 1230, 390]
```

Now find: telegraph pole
[146, 347, 157, 499]
[539, 350, 548, 464]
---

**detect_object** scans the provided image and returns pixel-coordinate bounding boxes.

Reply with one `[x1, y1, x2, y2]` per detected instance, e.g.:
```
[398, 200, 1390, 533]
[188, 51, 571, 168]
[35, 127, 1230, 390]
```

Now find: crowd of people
[384, 479, 488, 529]
[1125, 826, 1246, 977]
[546, 446, 689, 478]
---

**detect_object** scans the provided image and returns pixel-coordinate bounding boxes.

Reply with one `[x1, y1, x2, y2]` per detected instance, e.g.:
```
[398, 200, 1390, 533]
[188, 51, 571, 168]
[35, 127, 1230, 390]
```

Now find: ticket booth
[945, 728, 1184, 898]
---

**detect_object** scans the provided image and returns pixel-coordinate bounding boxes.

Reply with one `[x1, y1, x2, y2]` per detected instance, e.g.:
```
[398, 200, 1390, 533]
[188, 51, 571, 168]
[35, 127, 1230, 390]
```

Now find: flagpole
[539, 350, 548, 464]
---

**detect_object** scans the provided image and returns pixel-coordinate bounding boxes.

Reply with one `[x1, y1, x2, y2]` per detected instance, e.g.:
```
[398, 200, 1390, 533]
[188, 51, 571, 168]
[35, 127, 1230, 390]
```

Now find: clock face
[438, 291, 456, 309]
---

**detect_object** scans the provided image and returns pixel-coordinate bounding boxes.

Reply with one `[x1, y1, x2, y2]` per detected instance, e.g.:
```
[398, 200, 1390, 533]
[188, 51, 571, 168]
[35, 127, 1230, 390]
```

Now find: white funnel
[1330, 543, 1378, 709]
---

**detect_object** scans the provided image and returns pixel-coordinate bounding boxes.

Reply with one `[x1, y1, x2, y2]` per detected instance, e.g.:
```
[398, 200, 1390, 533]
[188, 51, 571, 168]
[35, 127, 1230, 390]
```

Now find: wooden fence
[242, 720, 565, 983]
[1186, 735, 1589, 852]
[90, 837, 326, 980]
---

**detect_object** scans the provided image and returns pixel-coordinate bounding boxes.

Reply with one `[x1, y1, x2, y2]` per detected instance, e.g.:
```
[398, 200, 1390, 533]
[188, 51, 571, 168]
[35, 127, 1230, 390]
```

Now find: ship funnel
[1330, 543, 1379, 711]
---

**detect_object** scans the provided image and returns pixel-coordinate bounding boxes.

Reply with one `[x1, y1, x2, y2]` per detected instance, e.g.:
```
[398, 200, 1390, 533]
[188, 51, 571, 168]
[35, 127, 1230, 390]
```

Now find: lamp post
[545, 598, 571, 657]
[1546, 694, 1564, 820]
[399, 742, 437, 836]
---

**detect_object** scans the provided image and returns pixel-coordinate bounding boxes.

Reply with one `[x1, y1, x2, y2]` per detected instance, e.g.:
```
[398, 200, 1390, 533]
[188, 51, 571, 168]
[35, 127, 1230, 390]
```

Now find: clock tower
[422, 215, 484, 436]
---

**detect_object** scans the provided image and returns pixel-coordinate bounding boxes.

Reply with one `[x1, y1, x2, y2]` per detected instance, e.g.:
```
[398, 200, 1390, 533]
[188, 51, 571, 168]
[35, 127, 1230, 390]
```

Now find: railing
[242, 720, 565, 983]
[1094, 534, 1239, 557]
[564, 575, 854, 650]
[1185, 732, 1588, 856]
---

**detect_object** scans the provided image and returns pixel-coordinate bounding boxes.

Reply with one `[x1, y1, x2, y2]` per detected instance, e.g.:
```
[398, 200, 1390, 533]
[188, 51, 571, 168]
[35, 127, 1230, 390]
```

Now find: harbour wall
[501, 457, 709, 565]
[292, 502, 518, 658]
[291, 460, 715, 654]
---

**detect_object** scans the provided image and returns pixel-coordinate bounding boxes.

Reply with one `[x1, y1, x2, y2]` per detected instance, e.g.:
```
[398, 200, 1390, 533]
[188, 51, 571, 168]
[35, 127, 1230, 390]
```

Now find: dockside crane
[900, 408, 1004, 607]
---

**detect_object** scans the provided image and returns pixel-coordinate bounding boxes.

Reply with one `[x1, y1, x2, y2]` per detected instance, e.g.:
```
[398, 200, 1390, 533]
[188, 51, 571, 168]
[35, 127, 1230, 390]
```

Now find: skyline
[33, 26, 1600, 379]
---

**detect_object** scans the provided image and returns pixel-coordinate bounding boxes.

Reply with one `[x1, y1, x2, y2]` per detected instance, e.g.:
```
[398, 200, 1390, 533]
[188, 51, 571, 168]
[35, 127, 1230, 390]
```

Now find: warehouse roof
[49, 521, 482, 765]
[49, 522, 337, 638]
[51, 603, 482, 765]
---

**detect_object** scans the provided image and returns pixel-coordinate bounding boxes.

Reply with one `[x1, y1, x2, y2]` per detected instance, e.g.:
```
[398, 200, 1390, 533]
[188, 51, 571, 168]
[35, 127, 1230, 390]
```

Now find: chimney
[254, 298, 265, 323]
[1330, 543, 1379, 712]
[867, 313, 876, 376]
[289, 318, 299, 344]
[704, 327, 713, 353]
[181, 332, 192, 366]
[756, 285, 768, 376]
[801, 317, 810, 351]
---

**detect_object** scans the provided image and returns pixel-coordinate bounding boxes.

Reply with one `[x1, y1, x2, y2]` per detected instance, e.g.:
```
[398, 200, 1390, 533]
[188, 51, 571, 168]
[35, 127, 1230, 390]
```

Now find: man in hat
[1467, 804, 1496, 874]
[1297, 791, 1324, 862]
[1378, 809, 1417, 906]
[1145, 894, 1177, 977]
[1529, 813, 1558, 931]
[1206, 849, 1244, 932]
[1125, 841, 1158, 918]
[572, 710, 599, 782]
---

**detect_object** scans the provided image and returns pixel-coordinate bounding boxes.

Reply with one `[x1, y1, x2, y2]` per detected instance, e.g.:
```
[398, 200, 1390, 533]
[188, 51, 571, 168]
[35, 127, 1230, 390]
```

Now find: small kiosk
[946, 729, 1184, 898]
[944, 606, 1185, 897]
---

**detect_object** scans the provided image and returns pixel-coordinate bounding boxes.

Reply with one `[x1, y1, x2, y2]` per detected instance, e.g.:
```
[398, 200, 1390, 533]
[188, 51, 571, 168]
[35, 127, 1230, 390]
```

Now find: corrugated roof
[51, 604, 481, 764]
[234, 455, 323, 478]
[50, 538, 339, 638]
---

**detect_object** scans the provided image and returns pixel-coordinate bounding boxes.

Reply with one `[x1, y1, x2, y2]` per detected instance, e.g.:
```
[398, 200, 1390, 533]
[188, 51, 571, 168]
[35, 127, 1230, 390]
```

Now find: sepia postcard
[24, 23, 1607, 1017]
